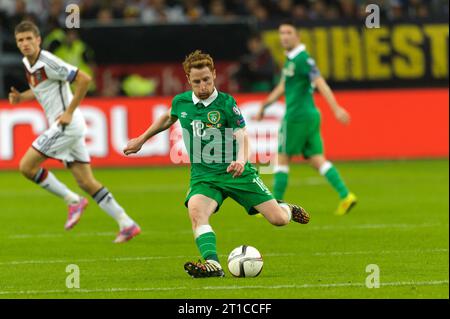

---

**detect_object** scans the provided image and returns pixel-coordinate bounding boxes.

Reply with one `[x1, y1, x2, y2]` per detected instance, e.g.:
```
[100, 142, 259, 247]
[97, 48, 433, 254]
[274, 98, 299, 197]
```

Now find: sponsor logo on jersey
[233, 105, 241, 115]
[181, 112, 188, 118]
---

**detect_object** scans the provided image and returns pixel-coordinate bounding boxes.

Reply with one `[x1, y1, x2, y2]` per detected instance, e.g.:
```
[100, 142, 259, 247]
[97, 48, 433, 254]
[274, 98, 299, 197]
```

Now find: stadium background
[0, 0, 448, 299]
[0, 0, 448, 168]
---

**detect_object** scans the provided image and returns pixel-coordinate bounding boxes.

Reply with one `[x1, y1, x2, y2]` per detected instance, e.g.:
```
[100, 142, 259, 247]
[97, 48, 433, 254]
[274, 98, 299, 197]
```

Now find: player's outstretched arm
[58, 70, 91, 127]
[123, 110, 177, 156]
[227, 128, 250, 178]
[8, 87, 35, 105]
[313, 76, 350, 125]
[256, 79, 285, 121]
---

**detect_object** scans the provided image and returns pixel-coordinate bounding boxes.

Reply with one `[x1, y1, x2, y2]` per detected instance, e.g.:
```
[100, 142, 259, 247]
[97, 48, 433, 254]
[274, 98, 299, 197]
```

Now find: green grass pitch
[0, 159, 448, 298]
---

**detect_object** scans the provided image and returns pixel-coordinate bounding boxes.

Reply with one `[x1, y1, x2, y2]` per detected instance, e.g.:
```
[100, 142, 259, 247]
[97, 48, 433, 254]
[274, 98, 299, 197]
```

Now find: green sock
[323, 164, 349, 199]
[195, 231, 219, 262]
[273, 171, 289, 200]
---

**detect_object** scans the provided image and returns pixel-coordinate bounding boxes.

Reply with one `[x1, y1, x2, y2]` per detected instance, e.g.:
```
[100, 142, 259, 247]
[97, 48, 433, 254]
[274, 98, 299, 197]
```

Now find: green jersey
[170, 89, 249, 179]
[282, 44, 321, 121]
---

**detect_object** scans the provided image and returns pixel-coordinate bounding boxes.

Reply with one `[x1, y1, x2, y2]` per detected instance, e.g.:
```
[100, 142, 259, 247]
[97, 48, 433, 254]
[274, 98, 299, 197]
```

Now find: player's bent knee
[188, 206, 208, 227]
[19, 159, 37, 180]
[188, 206, 202, 220]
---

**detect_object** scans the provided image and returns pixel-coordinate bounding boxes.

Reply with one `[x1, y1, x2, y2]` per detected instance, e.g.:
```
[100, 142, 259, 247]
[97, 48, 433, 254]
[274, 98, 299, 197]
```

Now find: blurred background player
[256, 20, 357, 216]
[123, 50, 310, 278]
[232, 31, 278, 92]
[46, 29, 96, 95]
[10, 21, 140, 243]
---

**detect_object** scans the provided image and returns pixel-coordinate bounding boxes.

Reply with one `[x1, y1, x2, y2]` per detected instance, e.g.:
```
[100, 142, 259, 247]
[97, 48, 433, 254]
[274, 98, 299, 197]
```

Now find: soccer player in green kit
[256, 20, 357, 216]
[123, 50, 310, 278]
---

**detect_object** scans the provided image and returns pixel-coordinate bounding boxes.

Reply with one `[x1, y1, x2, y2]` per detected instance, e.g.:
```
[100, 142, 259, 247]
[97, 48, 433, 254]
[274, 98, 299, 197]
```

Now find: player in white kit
[9, 21, 140, 243]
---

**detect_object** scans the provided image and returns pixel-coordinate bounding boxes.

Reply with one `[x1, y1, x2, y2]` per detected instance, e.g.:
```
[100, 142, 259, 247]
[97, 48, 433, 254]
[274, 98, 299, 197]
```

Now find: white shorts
[32, 123, 90, 165]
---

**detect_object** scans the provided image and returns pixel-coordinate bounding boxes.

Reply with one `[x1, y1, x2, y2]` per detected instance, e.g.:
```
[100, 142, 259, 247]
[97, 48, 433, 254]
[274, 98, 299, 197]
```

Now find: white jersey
[22, 50, 87, 136]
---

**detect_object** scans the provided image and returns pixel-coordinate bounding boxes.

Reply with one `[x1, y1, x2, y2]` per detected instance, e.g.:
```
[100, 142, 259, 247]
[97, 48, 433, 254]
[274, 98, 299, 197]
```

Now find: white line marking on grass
[0, 255, 187, 266]
[7, 222, 446, 240]
[7, 229, 193, 239]
[308, 223, 446, 230]
[0, 184, 188, 197]
[9, 232, 117, 239]
[0, 178, 326, 198]
[0, 280, 447, 296]
[288, 177, 326, 186]
[0, 254, 284, 266]
[0, 248, 446, 266]
[312, 248, 448, 256]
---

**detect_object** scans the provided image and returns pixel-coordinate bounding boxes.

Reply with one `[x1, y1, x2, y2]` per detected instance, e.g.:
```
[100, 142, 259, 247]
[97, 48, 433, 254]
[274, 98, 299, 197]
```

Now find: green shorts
[278, 114, 324, 158]
[184, 165, 274, 215]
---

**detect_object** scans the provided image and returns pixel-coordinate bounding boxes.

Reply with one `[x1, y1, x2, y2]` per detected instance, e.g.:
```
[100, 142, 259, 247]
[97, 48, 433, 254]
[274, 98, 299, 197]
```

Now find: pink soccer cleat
[114, 224, 141, 243]
[65, 197, 89, 230]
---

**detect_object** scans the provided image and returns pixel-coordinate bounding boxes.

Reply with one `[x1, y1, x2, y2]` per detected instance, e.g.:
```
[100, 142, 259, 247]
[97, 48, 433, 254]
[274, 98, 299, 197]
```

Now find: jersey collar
[25, 49, 41, 69]
[286, 44, 306, 60]
[23, 49, 43, 72]
[192, 88, 218, 107]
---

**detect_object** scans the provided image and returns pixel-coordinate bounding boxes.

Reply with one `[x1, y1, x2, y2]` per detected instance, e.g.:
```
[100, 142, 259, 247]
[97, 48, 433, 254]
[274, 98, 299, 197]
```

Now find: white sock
[279, 203, 292, 222]
[319, 161, 333, 176]
[274, 165, 289, 173]
[64, 192, 81, 205]
[93, 187, 134, 230]
[194, 224, 214, 238]
[34, 168, 80, 205]
[194, 225, 222, 268]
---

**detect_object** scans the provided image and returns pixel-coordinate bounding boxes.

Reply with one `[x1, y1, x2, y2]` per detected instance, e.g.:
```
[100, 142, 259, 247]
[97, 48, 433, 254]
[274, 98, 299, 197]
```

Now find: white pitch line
[0, 255, 189, 266]
[6, 222, 446, 240]
[0, 253, 296, 266]
[7, 229, 194, 239]
[0, 185, 187, 197]
[9, 232, 117, 239]
[312, 248, 448, 256]
[308, 223, 446, 230]
[0, 177, 327, 198]
[0, 248, 446, 267]
[0, 280, 447, 296]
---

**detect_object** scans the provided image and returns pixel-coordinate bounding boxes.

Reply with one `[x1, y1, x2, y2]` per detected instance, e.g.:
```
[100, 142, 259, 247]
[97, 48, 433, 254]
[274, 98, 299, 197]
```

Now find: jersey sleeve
[170, 96, 179, 118]
[226, 97, 246, 130]
[299, 55, 321, 82]
[41, 53, 78, 83]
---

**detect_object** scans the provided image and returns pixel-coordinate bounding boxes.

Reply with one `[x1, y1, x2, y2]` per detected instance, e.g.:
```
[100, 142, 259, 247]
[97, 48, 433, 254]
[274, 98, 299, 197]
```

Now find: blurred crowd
[0, 0, 447, 97]
[0, 0, 448, 31]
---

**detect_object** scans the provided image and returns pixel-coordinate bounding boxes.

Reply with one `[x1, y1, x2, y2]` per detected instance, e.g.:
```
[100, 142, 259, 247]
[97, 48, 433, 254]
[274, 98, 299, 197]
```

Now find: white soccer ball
[227, 245, 263, 277]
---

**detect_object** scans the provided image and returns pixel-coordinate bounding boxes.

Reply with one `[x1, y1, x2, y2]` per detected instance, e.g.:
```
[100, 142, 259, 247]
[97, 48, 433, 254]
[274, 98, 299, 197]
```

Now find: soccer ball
[227, 245, 263, 277]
